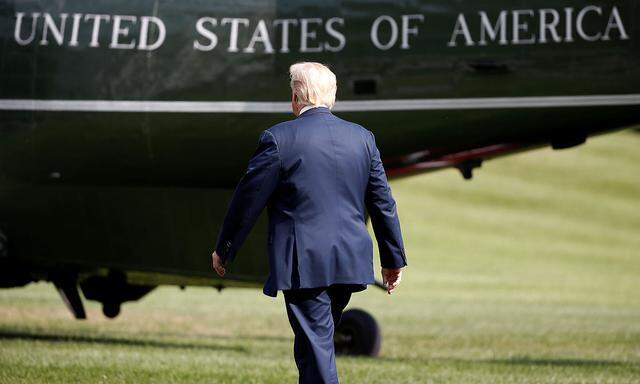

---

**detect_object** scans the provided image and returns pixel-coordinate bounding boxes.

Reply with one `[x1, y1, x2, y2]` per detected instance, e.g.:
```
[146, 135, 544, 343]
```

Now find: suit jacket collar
[296, 106, 332, 118]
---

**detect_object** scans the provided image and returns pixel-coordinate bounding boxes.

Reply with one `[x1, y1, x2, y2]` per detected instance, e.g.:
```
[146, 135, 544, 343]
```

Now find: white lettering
[10, 7, 631, 52]
[448, 13, 473, 47]
[576, 5, 602, 42]
[193, 17, 218, 51]
[138, 16, 165, 50]
[400, 14, 424, 49]
[244, 19, 274, 53]
[324, 17, 345, 52]
[14, 12, 40, 46]
[300, 18, 323, 52]
[68, 13, 82, 47]
[512, 9, 535, 44]
[273, 19, 297, 53]
[40, 13, 68, 46]
[110, 15, 137, 49]
[602, 6, 629, 41]
[539, 9, 561, 43]
[84, 14, 110, 48]
[371, 15, 398, 50]
[479, 10, 507, 45]
[221, 18, 249, 52]
[564, 7, 574, 42]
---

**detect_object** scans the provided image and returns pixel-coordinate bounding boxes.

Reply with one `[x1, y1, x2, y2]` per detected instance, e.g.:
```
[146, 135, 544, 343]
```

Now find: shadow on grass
[0, 329, 248, 353]
[374, 355, 634, 368]
[483, 357, 632, 367]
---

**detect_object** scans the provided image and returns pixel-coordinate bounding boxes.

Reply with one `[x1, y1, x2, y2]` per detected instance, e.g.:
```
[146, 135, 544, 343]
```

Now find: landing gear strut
[52, 272, 86, 319]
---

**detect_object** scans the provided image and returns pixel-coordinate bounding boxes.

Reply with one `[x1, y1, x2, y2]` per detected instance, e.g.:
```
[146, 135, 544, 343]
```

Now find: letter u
[14, 12, 40, 45]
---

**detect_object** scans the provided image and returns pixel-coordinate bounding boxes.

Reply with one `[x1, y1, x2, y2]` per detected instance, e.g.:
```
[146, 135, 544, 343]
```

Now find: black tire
[334, 308, 381, 356]
[102, 302, 121, 319]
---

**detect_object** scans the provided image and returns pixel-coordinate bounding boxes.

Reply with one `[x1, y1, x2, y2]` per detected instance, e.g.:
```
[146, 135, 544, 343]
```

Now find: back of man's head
[289, 62, 337, 109]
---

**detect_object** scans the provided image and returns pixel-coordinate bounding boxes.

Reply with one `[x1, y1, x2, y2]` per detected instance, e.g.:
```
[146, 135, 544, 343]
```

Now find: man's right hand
[211, 251, 226, 277]
[381, 267, 403, 295]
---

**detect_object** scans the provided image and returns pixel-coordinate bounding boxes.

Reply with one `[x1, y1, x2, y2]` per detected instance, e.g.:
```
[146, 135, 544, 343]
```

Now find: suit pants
[283, 284, 364, 384]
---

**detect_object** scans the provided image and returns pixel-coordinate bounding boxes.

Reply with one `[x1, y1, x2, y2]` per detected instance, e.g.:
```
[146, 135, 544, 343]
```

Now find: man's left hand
[211, 251, 226, 277]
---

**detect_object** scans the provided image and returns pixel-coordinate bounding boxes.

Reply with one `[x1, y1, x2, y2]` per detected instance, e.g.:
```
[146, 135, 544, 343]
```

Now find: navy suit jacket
[215, 106, 407, 297]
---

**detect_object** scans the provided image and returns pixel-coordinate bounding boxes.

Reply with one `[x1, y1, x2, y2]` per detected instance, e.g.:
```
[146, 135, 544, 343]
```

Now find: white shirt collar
[299, 104, 327, 116]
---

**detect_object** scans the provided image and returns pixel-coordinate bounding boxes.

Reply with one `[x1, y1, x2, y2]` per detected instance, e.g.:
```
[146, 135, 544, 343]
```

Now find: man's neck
[299, 104, 327, 116]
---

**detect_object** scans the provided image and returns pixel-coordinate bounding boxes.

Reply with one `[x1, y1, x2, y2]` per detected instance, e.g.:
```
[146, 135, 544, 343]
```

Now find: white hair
[289, 62, 337, 109]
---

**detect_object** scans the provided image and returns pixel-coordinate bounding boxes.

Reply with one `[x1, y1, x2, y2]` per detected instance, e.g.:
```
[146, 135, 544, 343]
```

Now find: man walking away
[212, 61, 407, 384]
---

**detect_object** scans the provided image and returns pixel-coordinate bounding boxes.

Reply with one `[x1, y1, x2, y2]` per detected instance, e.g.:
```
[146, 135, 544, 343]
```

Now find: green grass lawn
[1, 130, 639, 383]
